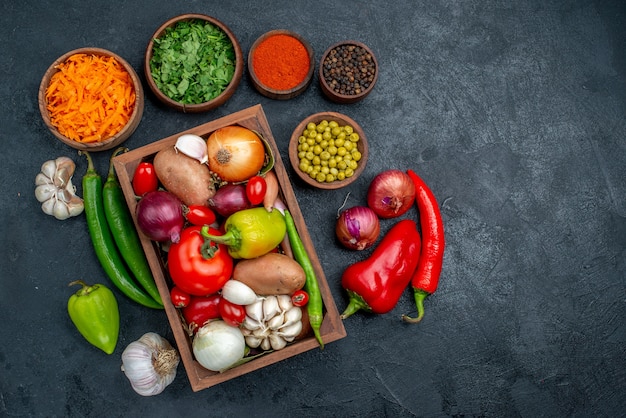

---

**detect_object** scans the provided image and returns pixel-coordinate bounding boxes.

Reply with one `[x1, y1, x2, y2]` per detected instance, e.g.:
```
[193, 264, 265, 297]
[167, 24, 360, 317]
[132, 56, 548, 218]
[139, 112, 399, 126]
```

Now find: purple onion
[336, 206, 381, 250]
[136, 191, 184, 243]
[208, 184, 251, 217]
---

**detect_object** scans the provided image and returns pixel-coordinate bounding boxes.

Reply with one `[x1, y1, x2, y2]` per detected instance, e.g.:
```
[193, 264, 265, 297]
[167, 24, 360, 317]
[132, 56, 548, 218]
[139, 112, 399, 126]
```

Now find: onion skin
[336, 206, 380, 250]
[136, 191, 185, 243]
[207, 126, 265, 183]
[367, 170, 416, 218]
[208, 184, 252, 217]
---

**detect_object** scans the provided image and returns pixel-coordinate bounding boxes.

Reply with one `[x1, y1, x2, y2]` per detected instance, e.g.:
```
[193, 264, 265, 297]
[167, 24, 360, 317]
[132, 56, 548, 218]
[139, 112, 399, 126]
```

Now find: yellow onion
[207, 126, 265, 182]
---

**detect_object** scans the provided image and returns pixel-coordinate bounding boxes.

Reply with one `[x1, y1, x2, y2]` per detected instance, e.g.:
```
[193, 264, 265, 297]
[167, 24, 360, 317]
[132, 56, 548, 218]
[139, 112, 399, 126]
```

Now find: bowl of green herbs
[144, 14, 244, 113]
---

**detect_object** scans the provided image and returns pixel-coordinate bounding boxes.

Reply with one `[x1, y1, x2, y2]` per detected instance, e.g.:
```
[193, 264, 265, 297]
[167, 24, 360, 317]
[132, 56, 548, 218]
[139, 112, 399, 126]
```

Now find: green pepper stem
[340, 290, 372, 319]
[68, 280, 94, 296]
[401, 288, 429, 324]
[107, 147, 128, 180]
[200, 225, 241, 252]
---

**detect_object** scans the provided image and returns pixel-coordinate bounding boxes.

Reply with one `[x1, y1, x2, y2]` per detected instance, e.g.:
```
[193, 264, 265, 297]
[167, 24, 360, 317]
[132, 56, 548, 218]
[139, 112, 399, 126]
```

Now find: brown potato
[153, 146, 215, 206]
[233, 253, 306, 295]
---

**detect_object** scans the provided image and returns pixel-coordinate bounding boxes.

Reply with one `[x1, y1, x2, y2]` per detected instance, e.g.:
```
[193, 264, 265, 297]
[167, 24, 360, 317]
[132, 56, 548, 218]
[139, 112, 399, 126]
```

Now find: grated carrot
[45, 53, 136, 143]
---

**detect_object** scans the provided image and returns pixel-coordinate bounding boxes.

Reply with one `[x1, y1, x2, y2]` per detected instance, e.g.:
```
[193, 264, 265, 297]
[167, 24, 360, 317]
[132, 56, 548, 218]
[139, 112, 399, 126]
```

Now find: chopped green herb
[150, 19, 236, 104]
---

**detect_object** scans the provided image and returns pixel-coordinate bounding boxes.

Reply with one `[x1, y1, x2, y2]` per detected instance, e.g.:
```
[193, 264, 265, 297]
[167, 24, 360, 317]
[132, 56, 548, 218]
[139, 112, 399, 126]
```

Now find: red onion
[208, 184, 251, 217]
[336, 206, 380, 250]
[367, 169, 416, 218]
[136, 191, 184, 243]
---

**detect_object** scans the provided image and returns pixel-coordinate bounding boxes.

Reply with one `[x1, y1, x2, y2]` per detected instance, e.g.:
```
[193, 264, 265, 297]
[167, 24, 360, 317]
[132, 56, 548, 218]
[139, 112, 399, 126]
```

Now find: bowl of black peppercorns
[318, 41, 378, 104]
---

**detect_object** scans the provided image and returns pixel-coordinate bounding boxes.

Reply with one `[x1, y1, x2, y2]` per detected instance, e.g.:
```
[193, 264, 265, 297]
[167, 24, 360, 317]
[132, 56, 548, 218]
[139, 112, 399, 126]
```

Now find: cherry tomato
[170, 286, 191, 308]
[219, 299, 246, 327]
[182, 294, 222, 334]
[168, 226, 234, 296]
[185, 205, 217, 226]
[291, 290, 309, 307]
[246, 175, 267, 206]
[132, 162, 158, 196]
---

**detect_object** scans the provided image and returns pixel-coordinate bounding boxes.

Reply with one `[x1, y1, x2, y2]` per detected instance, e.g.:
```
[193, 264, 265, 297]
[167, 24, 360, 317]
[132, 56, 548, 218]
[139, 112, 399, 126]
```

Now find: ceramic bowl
[289, 112, 368, 190]
[38, 47, 144, 151]
[248, 29, 315, 100]
[144, 13, 243, 113]
[318, 41, 378, 104]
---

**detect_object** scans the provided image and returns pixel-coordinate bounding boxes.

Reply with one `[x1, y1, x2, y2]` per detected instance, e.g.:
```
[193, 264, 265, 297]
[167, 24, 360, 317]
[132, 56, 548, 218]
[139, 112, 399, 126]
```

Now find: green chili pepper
[283, 210, 324, 349]
[201, 207, 286, 259]
[67, 280, 120, 355]
[103, 148, 163, 306]
[81, 151, 163, 309]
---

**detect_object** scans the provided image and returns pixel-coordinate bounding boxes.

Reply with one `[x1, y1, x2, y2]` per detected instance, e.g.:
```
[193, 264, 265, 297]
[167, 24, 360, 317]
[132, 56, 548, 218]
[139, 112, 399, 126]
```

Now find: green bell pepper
[200, 207, 286, 259]
[67, 280, 120, 354]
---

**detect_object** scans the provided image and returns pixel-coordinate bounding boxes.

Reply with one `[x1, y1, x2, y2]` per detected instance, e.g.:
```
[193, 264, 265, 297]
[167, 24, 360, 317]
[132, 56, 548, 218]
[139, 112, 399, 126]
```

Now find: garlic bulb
[35, 156, 84, 220]
[175, 134, 208, 164]
[241, 295, 303, 351]
[121, 332, 180, 397]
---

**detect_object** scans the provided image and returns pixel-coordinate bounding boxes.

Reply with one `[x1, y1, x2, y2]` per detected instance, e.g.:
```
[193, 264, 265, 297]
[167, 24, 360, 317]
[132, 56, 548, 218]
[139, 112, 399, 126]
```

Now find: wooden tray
[113, 104, 347, 391]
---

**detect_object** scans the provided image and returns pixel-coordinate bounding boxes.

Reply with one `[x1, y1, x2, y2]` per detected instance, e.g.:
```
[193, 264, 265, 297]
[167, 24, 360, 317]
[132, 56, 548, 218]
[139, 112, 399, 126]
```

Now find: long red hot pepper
[402, 169, 445, 323]
[340, 219, 421, 319]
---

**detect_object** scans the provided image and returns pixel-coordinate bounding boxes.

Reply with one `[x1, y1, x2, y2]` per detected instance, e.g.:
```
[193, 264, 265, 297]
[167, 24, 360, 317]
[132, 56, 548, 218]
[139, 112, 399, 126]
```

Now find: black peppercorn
[322, 43, 376, 97]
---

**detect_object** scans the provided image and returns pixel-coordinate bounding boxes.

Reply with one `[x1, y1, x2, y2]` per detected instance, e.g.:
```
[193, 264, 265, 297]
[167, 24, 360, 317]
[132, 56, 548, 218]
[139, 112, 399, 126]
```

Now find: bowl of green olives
[289, 112, 368, 190]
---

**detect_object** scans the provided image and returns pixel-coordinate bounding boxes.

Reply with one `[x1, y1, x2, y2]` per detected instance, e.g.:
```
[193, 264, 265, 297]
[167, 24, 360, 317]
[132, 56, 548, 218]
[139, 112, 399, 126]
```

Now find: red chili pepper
[340, 219, 421, 319]
[402, 169, 445, 323]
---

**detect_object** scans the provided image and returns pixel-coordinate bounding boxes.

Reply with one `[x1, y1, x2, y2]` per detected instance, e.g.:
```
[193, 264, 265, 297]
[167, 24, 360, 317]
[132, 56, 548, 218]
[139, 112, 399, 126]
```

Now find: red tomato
[186, 205, 216, 226]
[168, 226, 234, 296]
[132, 162, 158, 196]
[246, 176, 267, 206]
[219, 299, 246, 327]
[182, 294, 222, 333]
[291, 290, 309, 307]
[170, 286, 191, 308]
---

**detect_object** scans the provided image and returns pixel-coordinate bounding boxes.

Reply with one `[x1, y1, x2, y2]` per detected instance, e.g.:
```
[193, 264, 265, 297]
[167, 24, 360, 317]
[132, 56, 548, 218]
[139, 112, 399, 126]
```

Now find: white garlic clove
[67, 196, 85, 217]
[245, 298, 265, 322]
[245, 335, 262, 348]
[242, 315, 263, 331]
[282, 306, 303, 328]
[252, 326, 270, 339]
[56, 188, 73, 203]
[41, 159, 57, 180]
[260, 337, 271, 351]
[41, 199, 56, 216]
[269, 334, 287, 350]
[53, 157, 76, 188]
[175, 134, 208, 164]
[278, 321, 303, 340]
[35, 184, 57, 202]
[262, 296, 280, 322]
[53, 200, 71, 220]
[35, 173, 53, 186]
[276, 294, 293, 312]
[267, 314, 285, 331]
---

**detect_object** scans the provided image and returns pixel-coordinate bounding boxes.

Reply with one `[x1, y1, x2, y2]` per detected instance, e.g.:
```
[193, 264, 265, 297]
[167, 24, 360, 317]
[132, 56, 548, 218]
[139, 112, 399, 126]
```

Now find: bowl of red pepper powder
[248, 30, 315, 100]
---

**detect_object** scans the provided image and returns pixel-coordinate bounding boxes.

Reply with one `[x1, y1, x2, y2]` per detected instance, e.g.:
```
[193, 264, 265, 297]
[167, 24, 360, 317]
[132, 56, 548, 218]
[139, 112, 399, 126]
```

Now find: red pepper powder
[252, 34, 310, 90]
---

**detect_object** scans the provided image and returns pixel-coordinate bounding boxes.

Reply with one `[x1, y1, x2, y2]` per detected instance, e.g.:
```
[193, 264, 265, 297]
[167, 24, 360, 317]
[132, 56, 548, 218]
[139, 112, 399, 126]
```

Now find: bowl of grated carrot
[38, 47, 144, 151]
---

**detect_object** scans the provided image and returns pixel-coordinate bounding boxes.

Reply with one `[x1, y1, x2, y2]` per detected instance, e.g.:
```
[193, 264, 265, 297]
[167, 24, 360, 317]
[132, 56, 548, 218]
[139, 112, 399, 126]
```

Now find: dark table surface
[1, 1, 625, 417]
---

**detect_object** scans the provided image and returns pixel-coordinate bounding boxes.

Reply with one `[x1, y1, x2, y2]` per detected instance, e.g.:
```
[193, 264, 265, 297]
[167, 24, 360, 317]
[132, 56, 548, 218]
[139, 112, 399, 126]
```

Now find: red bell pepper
[402, 169, 445, 323]
[340, 219, 421, 319]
